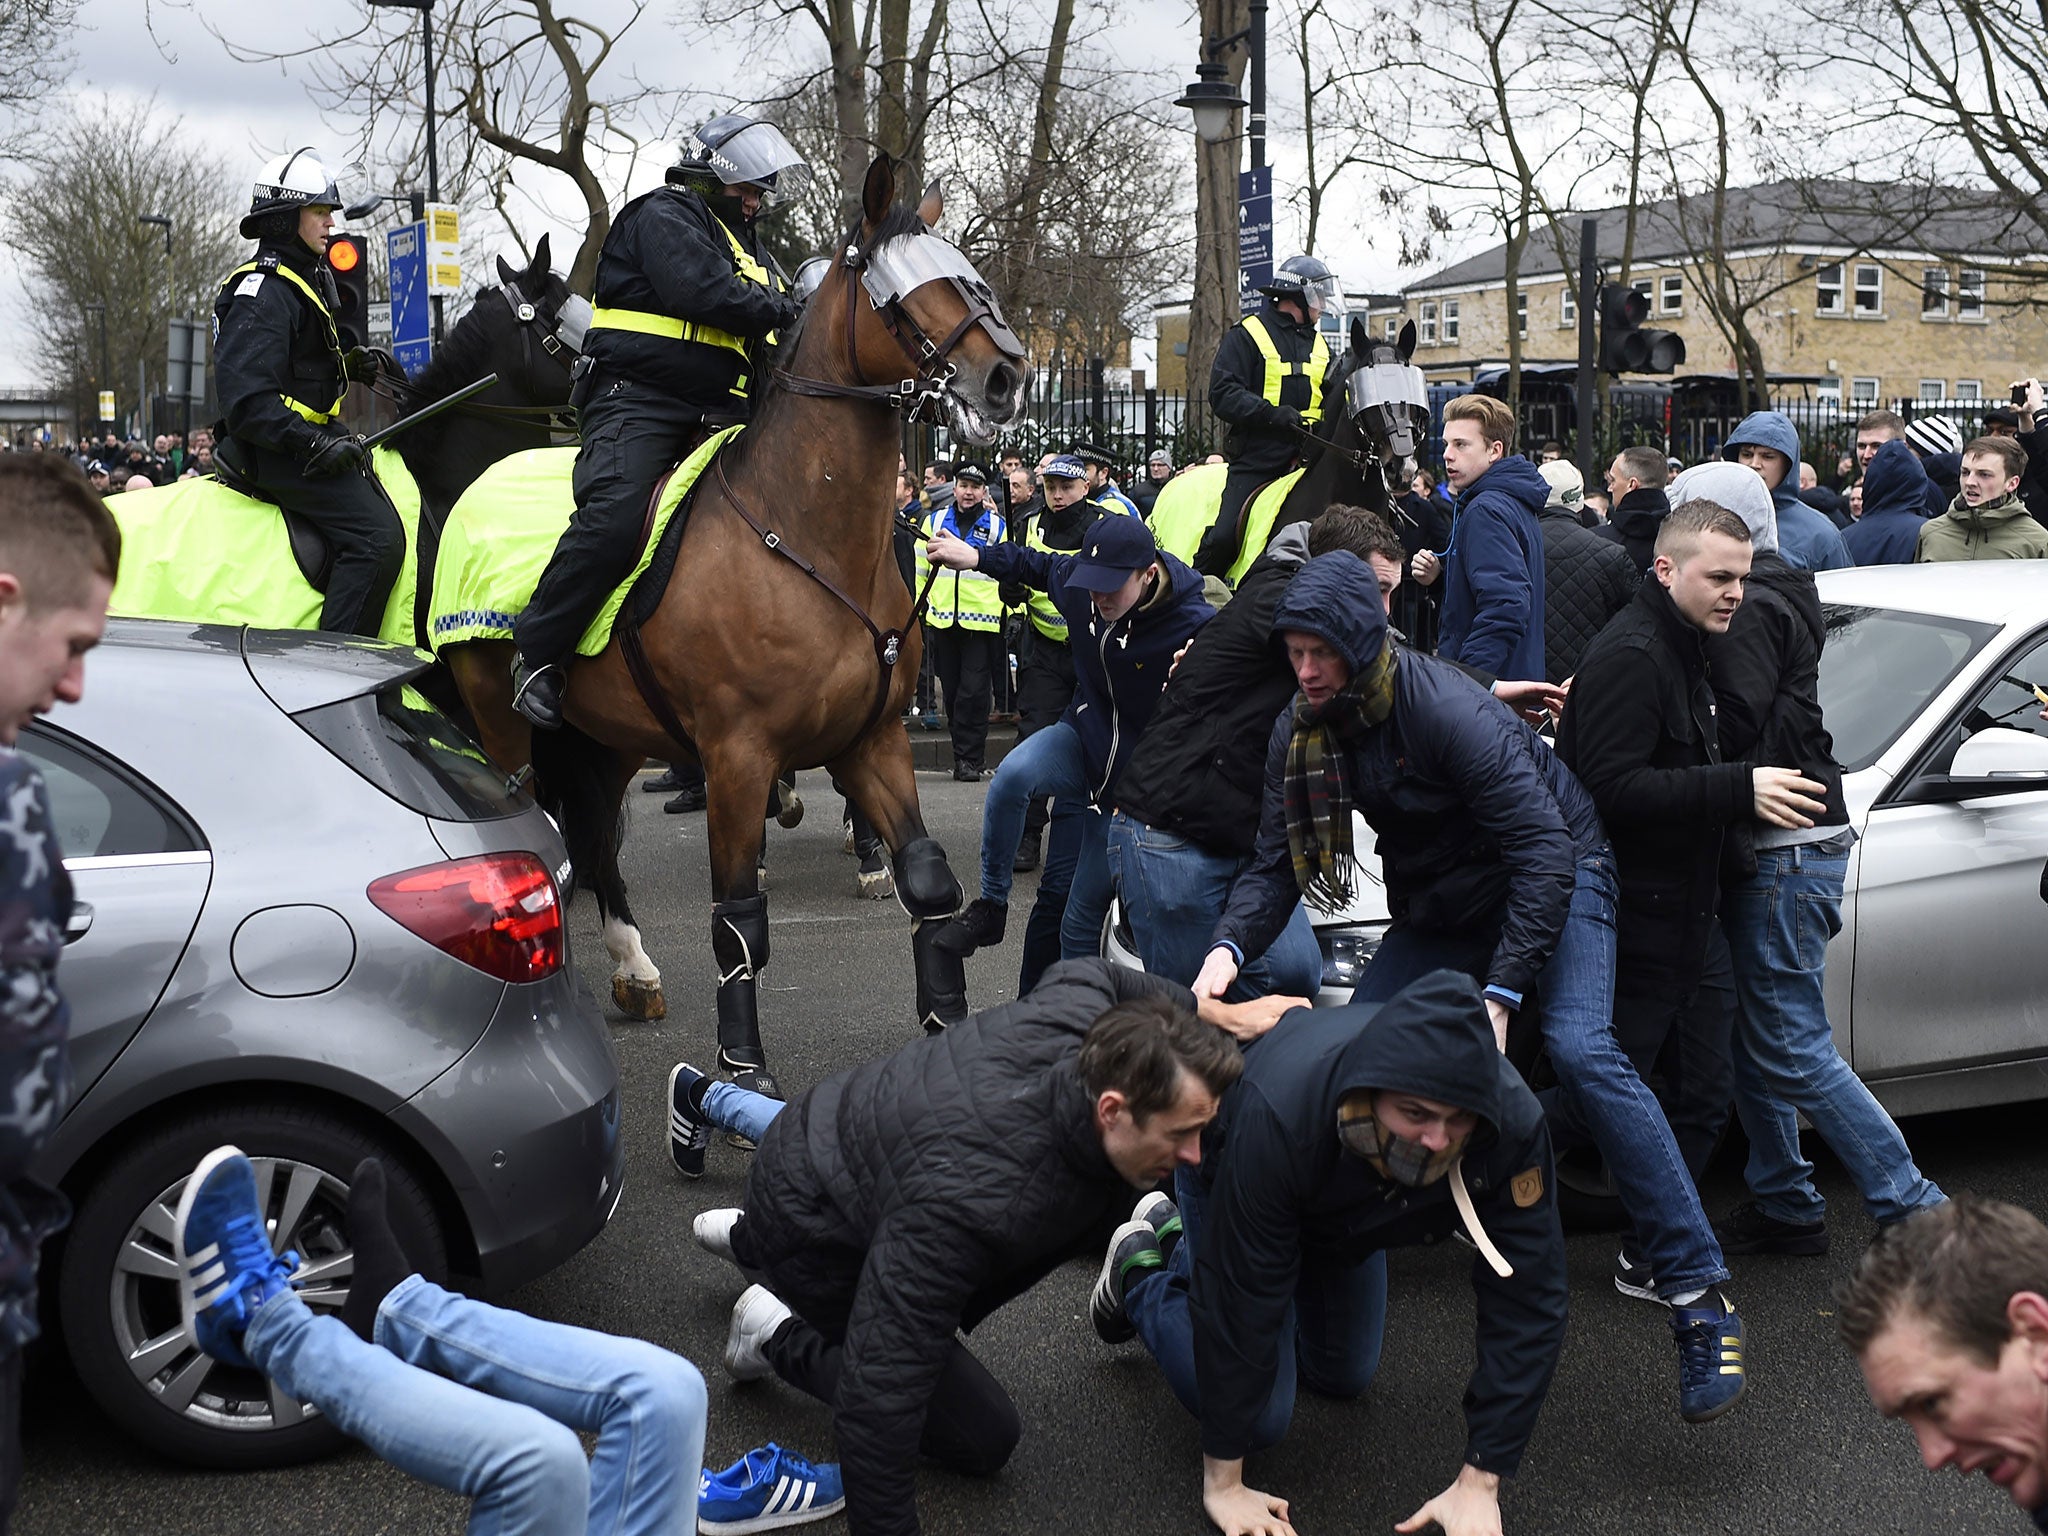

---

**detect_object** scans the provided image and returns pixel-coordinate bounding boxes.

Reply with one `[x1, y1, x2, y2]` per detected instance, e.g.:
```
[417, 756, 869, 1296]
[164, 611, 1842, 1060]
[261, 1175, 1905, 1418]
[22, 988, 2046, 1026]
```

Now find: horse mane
[399, 291, 503, 405]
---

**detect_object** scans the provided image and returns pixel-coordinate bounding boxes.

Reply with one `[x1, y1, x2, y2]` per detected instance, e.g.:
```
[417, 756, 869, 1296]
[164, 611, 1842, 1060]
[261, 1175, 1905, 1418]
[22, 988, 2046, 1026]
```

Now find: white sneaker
[695, 1207, 742, 1265]
[725, 1283, 793, 1383]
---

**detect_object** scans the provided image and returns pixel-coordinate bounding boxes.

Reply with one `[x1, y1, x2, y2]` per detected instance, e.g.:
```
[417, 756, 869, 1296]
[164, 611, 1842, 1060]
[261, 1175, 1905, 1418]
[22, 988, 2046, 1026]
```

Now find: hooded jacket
[1214, 554, 1606, 999]
[1115, 523, 1310, 856]
[1917, 489, 2048, 562]
[1722, 412, 1851, 573]
[734, 959, 1194, 1536]
[977, 540, 1213, 801]
[1842, 440, 1932, 566]
[1555, 579, 1749, 980]
[1598, 486, 1671, 576]
[1538, 502, 1639, 683]
[1189, 970, 1567, 1471]
[1439, 454, 1549, 680]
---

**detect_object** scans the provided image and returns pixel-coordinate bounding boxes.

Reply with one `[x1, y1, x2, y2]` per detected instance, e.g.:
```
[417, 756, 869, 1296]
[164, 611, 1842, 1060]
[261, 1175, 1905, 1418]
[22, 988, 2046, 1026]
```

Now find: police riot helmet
[1259, 254, 1345, 317]
[791, 255, 833, 304]
[241, 147, 344, 239]
[667, 114, 813, 212]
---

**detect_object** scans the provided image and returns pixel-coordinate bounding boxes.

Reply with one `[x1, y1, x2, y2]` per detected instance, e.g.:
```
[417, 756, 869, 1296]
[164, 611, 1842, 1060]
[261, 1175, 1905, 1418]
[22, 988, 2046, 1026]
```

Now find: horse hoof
[775, 788, 805, 829]
[755, 862, 769, 892]
[611, 976, 668, 1020]
[856, 867, 895, 901]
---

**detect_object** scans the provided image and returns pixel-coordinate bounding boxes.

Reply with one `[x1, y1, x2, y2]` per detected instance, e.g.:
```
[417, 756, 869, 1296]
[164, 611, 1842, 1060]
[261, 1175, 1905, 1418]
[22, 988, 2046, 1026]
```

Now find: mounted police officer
[212, 148, 406, 636]
[511, 113, 809, 729]
[1194, 254, 1343, 578]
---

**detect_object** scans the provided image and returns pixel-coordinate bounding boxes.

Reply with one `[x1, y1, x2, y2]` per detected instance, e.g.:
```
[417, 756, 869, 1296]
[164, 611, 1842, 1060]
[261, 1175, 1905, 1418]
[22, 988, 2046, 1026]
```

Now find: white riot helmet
[241, 147, 344, 239]
[667, 113, 812, 212]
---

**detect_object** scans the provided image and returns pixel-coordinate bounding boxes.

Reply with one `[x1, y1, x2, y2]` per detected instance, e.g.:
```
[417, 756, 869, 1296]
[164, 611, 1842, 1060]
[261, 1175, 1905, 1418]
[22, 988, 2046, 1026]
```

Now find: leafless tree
[0, 0, 82, 165]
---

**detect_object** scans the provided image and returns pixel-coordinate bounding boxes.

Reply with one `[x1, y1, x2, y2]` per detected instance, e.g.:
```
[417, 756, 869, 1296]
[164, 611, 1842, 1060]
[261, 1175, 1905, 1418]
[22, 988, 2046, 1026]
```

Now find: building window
[1955, 379, 1982, 400]
[1851, 376, 1882, 403]
[1922, 267, 1949, 318]
[1959, 268, 1986, 320]
[1854, 263, 1883, 314]
[1385, 317, 1399, 341]
[1919, 379, 1946, 402]
[1631, 278, 1652, 301]
[1420, 301, 1438, 345]
[1817, 376, 1842, 403]
[1444, 299, 1461, 344]
[1816, 262, 1844, 314]
[1515, 291, 1527, 339]
[1561, 286, 1575, 327]
[1659, 274, 1683, 314]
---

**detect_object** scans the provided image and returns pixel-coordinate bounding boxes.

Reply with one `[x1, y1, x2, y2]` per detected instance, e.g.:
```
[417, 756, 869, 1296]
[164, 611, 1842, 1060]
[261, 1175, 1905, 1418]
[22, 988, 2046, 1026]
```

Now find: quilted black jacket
[1539, 504, 1639, 683]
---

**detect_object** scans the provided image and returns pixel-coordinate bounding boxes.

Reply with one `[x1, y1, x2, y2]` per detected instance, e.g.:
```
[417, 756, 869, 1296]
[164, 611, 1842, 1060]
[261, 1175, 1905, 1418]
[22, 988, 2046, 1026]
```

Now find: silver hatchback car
[27, 622, 623, 1468]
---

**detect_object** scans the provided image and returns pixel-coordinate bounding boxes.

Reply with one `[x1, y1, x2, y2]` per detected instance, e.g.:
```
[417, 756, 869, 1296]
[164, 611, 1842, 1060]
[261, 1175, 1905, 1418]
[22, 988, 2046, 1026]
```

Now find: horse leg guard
[895, 838, 966, 1034]
[712, 895, 780, 1100]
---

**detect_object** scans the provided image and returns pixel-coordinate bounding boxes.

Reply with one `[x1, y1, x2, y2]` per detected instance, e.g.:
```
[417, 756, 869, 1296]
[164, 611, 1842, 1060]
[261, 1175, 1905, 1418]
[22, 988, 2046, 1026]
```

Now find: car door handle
[64, 902, 93, 944]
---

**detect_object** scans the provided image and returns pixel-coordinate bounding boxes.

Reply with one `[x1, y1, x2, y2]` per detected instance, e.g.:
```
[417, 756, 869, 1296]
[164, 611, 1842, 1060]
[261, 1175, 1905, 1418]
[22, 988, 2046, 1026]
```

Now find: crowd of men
[8, 429, 216, 498]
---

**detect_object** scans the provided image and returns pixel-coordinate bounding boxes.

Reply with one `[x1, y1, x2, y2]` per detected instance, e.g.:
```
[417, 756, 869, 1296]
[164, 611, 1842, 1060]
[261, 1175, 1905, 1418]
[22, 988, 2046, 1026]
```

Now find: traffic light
[325, 232, 370, 350]
[1597, 282, 1686, 374]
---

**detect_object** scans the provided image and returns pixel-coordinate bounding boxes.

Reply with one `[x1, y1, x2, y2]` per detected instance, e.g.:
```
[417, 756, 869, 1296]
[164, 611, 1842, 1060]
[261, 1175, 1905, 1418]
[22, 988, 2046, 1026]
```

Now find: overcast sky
[0, 0, 1427, 389]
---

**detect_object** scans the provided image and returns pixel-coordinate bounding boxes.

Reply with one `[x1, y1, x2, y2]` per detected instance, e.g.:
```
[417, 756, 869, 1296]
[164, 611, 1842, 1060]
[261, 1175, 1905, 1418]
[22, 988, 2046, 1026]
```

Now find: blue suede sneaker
[699, 1443, 846, 1533]
[174, 1146, 300, 1370]
[1671, 1286, 1747, 1423]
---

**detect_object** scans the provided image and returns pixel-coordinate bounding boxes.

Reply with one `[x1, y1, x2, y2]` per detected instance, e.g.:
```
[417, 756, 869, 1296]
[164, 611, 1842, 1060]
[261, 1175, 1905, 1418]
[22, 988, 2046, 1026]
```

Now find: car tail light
[368, 852, 563, 983]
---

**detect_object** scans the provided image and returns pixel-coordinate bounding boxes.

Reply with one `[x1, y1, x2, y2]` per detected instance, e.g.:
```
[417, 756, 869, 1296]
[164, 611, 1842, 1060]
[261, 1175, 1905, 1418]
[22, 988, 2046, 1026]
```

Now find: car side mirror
[1905, 727, 2048, 802]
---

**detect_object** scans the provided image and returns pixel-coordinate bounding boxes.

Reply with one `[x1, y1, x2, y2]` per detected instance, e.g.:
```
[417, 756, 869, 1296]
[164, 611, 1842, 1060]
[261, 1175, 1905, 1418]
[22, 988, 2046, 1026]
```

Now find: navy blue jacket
[1843, 440, 1932, 566]
[1722, 412, 1850, 572]
[1214, 555, 1606, 999]
[1438, 455, 1548, 680]
[976, 542, 1212, 802]
[1189, 970, 1567, 1471]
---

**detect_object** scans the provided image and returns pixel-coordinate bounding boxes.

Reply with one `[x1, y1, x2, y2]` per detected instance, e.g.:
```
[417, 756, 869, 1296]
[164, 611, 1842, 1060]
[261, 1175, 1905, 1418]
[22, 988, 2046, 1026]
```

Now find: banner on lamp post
[1237, 165, 1273, 313]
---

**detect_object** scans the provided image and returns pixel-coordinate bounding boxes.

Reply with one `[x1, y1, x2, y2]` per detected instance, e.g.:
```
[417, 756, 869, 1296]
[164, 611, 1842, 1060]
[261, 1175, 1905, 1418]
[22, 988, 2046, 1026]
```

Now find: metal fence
[918, 356, 1219, 474]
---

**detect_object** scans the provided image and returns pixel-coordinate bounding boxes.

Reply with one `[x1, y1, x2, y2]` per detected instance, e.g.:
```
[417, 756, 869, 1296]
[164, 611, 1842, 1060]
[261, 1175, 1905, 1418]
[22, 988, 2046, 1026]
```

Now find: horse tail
[529, 721, 633, 918]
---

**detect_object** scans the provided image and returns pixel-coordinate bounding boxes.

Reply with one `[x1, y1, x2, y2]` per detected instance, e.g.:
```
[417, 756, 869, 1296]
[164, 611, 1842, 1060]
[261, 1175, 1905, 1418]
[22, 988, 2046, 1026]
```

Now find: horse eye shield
[861, 234, 1027, 360]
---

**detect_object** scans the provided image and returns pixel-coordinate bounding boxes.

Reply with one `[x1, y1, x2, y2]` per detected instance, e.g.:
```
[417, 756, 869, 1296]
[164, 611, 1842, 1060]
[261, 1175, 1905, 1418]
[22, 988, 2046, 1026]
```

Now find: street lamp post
[1174, 0, 1261, 441]
[367, 0, 442, 341]
[138, 214, 174, 437]
[84, 302, 109, 436]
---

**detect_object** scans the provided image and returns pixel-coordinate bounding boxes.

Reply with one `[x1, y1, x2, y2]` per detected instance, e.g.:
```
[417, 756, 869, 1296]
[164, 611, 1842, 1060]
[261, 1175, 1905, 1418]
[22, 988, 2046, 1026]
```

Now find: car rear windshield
[293, 683, 528, 820]
[1818, 604, 1998, 772]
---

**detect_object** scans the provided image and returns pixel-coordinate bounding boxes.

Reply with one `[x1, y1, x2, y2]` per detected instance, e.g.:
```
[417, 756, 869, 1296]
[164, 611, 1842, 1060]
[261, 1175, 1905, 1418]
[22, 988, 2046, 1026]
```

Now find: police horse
[441, 156, 1030, 1095]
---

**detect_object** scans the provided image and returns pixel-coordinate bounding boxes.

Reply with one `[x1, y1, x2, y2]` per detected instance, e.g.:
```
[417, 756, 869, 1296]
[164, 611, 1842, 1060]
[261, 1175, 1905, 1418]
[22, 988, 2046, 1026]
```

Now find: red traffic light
[327, 235, 362, 273]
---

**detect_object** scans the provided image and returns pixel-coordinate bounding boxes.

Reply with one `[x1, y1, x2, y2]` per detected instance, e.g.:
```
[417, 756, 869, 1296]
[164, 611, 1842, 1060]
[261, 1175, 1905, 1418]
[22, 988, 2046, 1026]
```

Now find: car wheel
[59, 1104, 448, 1469]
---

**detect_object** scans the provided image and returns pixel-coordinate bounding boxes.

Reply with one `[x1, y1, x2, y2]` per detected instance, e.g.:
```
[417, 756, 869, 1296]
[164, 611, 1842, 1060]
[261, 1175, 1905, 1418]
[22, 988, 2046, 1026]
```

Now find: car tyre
[59, 1103, 448, 1469]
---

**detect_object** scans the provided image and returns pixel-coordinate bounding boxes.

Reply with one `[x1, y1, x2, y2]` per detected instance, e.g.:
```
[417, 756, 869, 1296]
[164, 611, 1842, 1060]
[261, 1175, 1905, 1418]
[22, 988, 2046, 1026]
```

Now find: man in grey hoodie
[1720, 411, 1849, 573]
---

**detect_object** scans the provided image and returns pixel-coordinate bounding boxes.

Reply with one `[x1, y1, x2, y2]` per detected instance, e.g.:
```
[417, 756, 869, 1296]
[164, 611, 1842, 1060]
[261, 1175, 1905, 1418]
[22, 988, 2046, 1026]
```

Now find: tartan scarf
[1283, 642, 1397, 915]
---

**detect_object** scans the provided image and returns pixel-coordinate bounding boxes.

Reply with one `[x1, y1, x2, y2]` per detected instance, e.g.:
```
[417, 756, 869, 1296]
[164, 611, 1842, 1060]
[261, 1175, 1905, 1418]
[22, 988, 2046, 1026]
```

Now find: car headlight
[1318, 925, 1386, 989]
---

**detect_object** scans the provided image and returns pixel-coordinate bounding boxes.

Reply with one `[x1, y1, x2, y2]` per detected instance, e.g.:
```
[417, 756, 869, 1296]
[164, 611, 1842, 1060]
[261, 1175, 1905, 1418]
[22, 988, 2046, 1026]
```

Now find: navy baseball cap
[1066, 514, 1157, 591]
[1043, 454, 1088, 481]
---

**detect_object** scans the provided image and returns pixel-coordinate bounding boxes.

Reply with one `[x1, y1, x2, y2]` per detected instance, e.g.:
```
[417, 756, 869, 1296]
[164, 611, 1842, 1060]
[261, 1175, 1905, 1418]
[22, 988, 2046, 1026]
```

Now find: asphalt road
[19, 766, 2048, 1535]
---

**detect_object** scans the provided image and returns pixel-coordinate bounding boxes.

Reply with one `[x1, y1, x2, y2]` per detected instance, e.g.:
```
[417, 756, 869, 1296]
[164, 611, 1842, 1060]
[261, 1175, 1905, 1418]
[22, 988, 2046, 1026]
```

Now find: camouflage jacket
[0, 748, 73, 1353]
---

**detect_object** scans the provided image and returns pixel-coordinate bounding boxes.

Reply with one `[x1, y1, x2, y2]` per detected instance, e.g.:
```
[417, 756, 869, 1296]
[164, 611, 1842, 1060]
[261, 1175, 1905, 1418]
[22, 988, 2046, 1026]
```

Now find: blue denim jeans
[1354, 850, 1728, 1300]
[1020, 798, 1085, 994]
[245, 1276, 706, 1536]
[1104, 810, 1322, 1000]
[977, 719, 1090, 908]
[704, 1079, 786, 1145]
[1124, 1167, 1387, 1449]
[1723, 837, 1945, 1226]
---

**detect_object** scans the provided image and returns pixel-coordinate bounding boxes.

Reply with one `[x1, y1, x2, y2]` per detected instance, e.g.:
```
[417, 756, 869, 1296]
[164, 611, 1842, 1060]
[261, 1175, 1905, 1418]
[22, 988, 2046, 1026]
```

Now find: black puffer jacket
[1597, 487, 1669, 576]
[1539, 504, 1639, 683]
[1214, 555, 1606, 999]
[1555, 580, 1749, 979]
[1115, 523, 1309, 856]
[732, 960, 1190, 1536]
[1190, 970, 1567, 1471]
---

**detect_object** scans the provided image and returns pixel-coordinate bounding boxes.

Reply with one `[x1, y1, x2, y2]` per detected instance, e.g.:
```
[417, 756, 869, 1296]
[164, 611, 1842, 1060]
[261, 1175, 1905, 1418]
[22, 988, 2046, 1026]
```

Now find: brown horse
[445, 155, 1030, 1094]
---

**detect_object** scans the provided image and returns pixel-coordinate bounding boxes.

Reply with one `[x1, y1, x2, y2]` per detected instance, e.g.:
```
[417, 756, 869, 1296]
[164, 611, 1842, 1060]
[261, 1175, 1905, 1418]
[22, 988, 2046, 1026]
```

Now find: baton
[360, 373, 502, 451]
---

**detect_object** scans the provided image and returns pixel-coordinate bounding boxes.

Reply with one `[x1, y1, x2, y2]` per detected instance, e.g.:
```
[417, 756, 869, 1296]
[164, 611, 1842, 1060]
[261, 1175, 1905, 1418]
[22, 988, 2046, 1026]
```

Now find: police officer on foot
[1196, 255, 1343, 578]
[511, 114, 808, 728]
[212, 148, 406, 637]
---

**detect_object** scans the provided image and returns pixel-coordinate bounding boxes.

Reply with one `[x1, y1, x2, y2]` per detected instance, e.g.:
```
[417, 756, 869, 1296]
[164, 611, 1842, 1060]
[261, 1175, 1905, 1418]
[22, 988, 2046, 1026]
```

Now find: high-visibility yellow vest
[921, 504, 1007, 632]
[1239, 314, 1328, 425]
[587, 217, 780, 398]
[1020, 515, 1070, 642]
[223, 259, 347, 424]
[1225, 468, 1307, 585]
[1142, 464, 1229, 566]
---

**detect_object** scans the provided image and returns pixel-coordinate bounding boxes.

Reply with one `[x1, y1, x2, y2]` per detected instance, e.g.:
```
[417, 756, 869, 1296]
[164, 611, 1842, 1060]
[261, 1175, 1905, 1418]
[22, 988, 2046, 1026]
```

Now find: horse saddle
[212, 439, 335, 593]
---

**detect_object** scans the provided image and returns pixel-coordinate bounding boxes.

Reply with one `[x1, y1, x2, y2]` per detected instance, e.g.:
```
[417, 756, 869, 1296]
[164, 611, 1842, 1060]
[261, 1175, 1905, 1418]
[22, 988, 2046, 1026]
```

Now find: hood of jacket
[1458, 454, 1552, 523]
[1670, 461, 1779, 554]
[1269, 549, 1389, 675]
[1262, 519, 1313, 568]
[1722, 411, 1806, 509]
[1859, 439, 1931, 524]
[1328, 970, 1503, 1136]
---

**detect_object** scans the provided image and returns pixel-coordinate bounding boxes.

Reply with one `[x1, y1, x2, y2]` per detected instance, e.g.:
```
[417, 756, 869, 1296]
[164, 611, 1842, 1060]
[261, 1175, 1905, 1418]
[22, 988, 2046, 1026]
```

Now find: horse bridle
[369, 278, 584, 433]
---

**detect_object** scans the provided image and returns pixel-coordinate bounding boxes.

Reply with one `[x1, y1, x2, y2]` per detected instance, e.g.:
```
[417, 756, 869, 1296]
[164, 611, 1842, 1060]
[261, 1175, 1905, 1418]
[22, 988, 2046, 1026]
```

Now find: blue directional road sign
[1238, 164, 1274, 312]
[386, 221, 432, 378]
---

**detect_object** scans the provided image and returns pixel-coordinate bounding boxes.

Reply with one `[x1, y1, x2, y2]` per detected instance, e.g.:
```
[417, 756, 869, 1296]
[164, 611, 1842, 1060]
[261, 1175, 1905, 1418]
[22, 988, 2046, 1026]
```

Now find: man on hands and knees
[1093, 970, 1567, 1536]
[1839, 1196, 2048, 1532]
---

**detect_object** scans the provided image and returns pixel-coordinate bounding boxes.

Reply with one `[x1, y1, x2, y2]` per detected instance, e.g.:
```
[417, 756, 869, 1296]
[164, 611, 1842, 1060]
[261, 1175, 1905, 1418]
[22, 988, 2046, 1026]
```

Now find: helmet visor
[694, 120, 812, 207]
[1306, 272, 1346, 316]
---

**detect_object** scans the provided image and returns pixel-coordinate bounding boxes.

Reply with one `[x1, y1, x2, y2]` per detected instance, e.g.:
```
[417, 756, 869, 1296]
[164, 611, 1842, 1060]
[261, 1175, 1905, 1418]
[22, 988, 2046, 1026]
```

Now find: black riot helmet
[1258, 254, 1346, 318]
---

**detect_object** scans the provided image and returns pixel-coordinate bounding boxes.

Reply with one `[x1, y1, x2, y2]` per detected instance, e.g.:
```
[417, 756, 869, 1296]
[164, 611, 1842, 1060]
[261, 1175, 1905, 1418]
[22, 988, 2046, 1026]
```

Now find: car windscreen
[1817, 603, 1999, 772]
[292, 683, 528, 820]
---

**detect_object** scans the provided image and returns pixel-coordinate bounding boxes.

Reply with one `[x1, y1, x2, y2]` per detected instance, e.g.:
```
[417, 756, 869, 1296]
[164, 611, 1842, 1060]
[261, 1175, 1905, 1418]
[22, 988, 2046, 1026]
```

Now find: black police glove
[303, 431, 371, 479]
[1273, 405, 1306, 431]
[773, 292, 804, 330]
[998, 580, 1029, 608]
[345, 346, 404, 384]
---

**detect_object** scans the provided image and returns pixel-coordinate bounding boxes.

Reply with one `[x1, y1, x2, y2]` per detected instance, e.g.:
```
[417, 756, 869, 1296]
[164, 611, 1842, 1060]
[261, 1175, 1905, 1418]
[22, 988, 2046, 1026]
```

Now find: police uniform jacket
[211, 239, 348, 459]
[1209, 299, 1328, 474]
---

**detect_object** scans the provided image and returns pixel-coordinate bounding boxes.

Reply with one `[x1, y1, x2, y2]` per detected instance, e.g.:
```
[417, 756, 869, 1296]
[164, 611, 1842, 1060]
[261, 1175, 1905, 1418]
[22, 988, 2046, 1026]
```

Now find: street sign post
[425, 202, 461, 295]
[165, 319, 207, 402]
[1237, 164, 1274, 313]
[387, 221, 433, 378]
